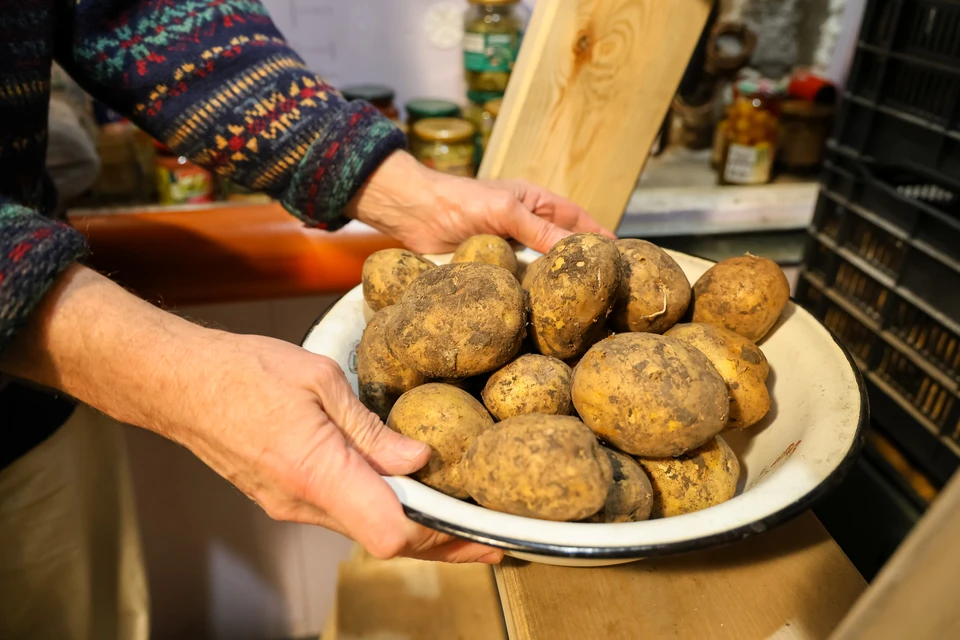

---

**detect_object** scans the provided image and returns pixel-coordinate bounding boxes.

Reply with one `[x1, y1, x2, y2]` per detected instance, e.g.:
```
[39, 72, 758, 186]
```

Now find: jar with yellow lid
[463, 0, 527, 104]
[464, 98, 502, 170]
[412, 118, 476, 177]
[717, 78, 783, 186]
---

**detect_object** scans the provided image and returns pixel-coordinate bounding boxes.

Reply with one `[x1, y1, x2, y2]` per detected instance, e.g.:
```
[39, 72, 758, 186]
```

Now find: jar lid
[413, 118, 476, 142]
[341, 84, 395, 103]
[736, 77, 786, 98]
[406, 98, 461, 120]
[485, 98, 503, 117]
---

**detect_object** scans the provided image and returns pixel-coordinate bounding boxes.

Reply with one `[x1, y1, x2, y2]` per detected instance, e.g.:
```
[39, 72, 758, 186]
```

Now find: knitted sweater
[0, 0, 407, 356]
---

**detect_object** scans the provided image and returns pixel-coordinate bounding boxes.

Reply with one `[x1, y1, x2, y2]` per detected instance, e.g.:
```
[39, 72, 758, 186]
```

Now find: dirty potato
[586, 447, 654, 523]
[357, 306, 428, 420]
[362, 249, 435, 311]
[572, 333, 729, 458]
[386, 262, 526, 378]
[452, 234, 519, 277]
[529, 234, 621, 359]
[637, 436, 740, 518]
[665, 323, 771, 429]
[462, 414, 613, 521]
[611, 239, 691, 334]
[692, 255, 790, 342]
[482, 354, 573, 421]
[387, 383, 494, 498]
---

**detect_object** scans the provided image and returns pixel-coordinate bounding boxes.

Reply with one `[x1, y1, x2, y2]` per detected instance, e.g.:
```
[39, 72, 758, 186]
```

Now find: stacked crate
[798, 0, 960, 485]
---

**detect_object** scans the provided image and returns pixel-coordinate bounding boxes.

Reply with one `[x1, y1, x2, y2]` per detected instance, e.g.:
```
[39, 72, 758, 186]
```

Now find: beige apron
[0, 405, 149, 640]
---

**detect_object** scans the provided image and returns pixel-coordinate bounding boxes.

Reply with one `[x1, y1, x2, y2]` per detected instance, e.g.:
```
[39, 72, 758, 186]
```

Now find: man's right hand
[1, 264, 501, 564]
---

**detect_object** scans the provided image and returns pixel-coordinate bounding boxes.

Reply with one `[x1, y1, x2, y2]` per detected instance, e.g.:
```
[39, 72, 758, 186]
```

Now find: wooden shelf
[69, 203, 400, 307]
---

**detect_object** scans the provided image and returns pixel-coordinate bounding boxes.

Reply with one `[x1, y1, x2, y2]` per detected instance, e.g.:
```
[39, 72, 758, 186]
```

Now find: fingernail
[478, 551, 504, 564]
[398, 438, 429, 461]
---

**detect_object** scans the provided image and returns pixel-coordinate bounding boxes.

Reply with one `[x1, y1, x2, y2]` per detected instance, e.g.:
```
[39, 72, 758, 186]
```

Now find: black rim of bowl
[302, 288, 869, 559]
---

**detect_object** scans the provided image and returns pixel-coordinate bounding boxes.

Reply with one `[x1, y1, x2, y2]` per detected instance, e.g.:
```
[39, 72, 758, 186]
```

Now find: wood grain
[479, 0, 712, 231]
[829, 471, 960, 640]
[496, 512, 865, 640]
[69, 204, 400, 306]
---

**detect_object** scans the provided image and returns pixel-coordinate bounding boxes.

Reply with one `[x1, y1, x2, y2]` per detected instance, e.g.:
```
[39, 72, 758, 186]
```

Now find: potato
[611, 239, 691, 334]
[572, 333, 729, 457]
[520, 255, 545, 291]
[386, 262, 525, 378]
[387, 383, 494, 498]
[637, 436, 740, 518]
[692, 255, 790, 341]
[452, 234, 519, 277]
[529, 234, 622, 359]
[361, 249, 435, 311]
[357, 307, 428, 420]
[665, 323, 771, 429]
[482, 354, 573, 421]
[586, 447, 653, 523]
[462, 414, 613, 521]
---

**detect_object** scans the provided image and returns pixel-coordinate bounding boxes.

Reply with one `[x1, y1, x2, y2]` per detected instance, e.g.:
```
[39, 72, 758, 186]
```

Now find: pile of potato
[357, 234, 789, 522]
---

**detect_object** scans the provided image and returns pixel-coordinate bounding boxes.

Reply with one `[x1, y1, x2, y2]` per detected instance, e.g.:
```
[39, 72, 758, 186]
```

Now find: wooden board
[495, 512, 865, 640]
[326, 547, 507, 640]
[478, 0, 713, 232]
[829, 471, 960, 640]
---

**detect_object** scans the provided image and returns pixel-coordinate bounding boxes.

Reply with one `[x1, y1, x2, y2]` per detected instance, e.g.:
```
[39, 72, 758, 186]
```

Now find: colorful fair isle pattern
[0, 0, 406, 355]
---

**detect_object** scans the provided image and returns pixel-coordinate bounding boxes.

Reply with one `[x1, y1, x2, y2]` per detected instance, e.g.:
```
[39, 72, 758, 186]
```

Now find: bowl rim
[301, 265, 869, 558]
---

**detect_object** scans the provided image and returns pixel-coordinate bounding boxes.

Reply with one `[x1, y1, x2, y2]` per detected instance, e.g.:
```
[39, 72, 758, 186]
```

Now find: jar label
[157, 165, 214, 204]
[463, 31, 521, 72]
[723, 143, 772, 185]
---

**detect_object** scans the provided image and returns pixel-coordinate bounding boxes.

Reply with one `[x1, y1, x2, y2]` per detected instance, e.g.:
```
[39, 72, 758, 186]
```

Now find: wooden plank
[68, 205, 400, 306]
[829, 471, 960, 640]
[496, 511, 865, 640]
[329, 546, 507, 640]
[478, 0, 712, 232]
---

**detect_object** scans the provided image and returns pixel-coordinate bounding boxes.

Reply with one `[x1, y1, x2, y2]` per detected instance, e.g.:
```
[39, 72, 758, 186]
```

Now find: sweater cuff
[0, 206, 88, 354]
[281, 101, 407, 231]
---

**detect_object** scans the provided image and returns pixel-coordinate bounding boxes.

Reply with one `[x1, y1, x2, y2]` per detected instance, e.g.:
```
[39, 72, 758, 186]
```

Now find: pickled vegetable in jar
[463, 97, 501, 169]
[412, 118, 476, 177]
[463, 0, 526, 102]
[717, 79, 782, 186]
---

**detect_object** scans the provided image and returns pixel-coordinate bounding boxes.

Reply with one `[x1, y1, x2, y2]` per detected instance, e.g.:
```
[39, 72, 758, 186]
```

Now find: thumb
[500, 199, 572, 254]
[319, 364, 430, 475]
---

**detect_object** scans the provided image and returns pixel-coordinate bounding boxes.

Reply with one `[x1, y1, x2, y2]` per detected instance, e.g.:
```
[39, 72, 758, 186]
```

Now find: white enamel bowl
[302, 248, 867, 567]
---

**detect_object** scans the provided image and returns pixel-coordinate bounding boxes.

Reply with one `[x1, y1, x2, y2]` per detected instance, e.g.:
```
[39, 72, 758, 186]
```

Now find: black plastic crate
[835, 0, 960, 191]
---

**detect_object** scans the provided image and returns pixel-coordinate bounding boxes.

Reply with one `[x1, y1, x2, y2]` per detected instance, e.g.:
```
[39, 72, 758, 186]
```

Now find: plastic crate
[834, 0, 960, 191]
[801, 143, 960, 483]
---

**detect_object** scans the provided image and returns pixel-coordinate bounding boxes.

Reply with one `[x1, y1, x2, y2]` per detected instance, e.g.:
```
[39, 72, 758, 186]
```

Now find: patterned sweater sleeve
[0, 205, 88, 352]
[55, 0, 407, 229]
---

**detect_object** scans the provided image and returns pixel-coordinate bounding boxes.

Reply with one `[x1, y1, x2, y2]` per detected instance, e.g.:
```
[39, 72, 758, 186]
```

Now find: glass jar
[154, 142, 215, 205]
[463, 0, 526, 104]
[406, 98, 461, 155]
[464, 98, 502, 170]
[341, 84, 400, 121]
[412, 117, 476, 177]
[717, 79, 782, 185]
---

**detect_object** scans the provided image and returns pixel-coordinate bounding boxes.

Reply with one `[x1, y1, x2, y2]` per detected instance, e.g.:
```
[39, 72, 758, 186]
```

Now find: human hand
[169, 332, 504, 563]
[2, 265, 502, 564]
[346, 151, 616, 254]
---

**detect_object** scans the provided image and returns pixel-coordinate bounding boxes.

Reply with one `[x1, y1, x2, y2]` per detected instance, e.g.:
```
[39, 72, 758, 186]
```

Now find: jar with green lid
[412, 118, 476, 177]
[463, 0, 527, 103]
[341, 84, 400, 121]
[406, 98, 461, 125]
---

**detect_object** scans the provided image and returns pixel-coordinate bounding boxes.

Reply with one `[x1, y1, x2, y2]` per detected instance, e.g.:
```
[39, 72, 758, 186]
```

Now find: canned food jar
[412, 117, 476, 177]
[463, 0, 526, 103]
[717, 78, 783, 186]
[341, 84, 400, 121]
[155, 142, 214, 205]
